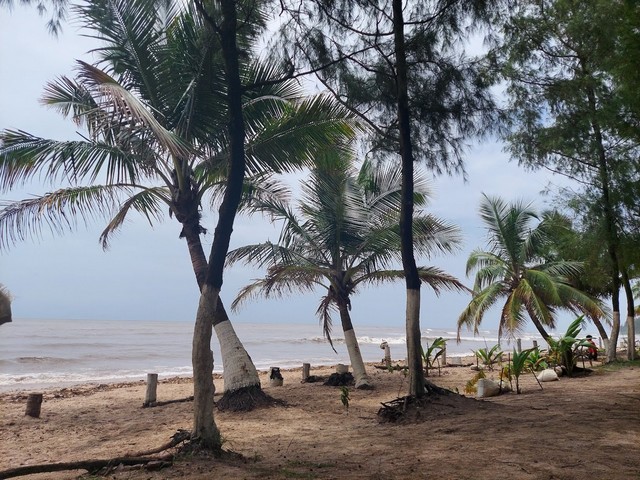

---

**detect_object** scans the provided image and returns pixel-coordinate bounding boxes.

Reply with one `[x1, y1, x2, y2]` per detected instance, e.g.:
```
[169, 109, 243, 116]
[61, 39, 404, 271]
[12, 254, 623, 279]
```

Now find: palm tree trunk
[183, 223, 261, 396]
[337, 304, 372, 389]
[192, 284, 222, 452]
[525, 306, 552, 343]
[393, 0, 424, 398]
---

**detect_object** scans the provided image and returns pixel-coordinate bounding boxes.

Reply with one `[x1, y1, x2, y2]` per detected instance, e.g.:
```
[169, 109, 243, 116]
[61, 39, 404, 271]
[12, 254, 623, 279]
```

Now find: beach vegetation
[0, 0, 355, 428]
[458, 195, 606, 344]
[464, 369, 485, 396]
[279, 0, 500, 398]
[422, 337, 446, 377]
[473, 344, 503, 371]
[524, 347, 548, 372]
[546, 316, 595, 377]
[495, 0, 640, 361]
[503, 348, 535, 394]
[228, 155, 465, 389]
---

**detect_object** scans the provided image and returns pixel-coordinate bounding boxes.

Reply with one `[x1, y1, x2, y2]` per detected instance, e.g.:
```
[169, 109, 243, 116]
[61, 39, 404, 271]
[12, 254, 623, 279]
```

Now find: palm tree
[0, 284, 11, 326]
[228, 153, 467, 388]
[0, 0, 355, 414]
[457, 194, 606, 343]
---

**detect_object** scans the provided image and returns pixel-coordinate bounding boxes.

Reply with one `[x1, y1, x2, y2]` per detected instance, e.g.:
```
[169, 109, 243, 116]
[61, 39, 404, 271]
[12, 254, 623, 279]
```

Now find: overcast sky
[0, 5, 576, 334]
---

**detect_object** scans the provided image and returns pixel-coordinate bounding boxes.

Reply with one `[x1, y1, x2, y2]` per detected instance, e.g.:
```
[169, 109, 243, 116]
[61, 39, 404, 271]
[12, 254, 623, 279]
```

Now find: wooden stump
[25, 393, 43, 418]
[302, 363, 310, 382]
[144, 373, 158, 407]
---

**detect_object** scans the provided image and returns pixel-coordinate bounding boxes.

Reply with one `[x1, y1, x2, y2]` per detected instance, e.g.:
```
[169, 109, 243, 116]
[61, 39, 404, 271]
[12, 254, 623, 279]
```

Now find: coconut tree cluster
[2, 0, 636, 457]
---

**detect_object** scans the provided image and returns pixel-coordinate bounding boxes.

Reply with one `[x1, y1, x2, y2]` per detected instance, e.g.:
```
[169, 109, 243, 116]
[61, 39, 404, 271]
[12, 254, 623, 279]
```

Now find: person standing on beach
[586, 335, 598, 361]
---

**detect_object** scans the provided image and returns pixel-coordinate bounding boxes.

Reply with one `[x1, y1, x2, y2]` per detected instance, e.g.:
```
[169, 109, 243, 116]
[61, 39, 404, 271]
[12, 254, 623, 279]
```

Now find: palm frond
[99, 186, 170, 249]
[457, 282, 505, 337]
[0, 185, 130, 250]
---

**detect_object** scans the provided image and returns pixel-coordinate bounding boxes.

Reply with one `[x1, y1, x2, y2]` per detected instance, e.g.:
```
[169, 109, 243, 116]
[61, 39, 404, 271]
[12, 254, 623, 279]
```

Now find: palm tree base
[216, 385, 282, 412]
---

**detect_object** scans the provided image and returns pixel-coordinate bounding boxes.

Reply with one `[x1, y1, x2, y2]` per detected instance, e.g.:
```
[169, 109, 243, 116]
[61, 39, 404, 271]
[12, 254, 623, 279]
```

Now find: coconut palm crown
[0, 0, 356, 408]
[227, 152, 467, 388]
[458, 194, 607, 342]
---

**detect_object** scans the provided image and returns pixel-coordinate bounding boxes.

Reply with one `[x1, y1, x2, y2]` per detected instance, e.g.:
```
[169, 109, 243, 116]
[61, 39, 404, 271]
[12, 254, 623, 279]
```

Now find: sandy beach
[1, 359, 639, 480]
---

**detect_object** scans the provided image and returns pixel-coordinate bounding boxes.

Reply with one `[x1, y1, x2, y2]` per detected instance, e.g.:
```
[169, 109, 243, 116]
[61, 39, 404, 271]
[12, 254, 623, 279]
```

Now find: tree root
[377, 380, 456, 423]
[216, 385, 283, 412]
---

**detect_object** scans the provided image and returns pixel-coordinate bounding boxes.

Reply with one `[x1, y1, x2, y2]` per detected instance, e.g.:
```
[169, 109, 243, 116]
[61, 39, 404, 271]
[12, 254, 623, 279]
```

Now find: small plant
[506, 348, 534, 394]
[464, 369, 486, 395]
[474, 344, 503, 370]
[421, 337, 446, 376]
[547, 316, 592, 376]
[524, 347, 548, 372]
[340, 386, 350, 413]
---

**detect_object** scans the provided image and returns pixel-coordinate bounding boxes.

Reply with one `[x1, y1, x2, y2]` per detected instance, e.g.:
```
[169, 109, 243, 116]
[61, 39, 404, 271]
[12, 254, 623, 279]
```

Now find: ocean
[0, 318, 545, 392]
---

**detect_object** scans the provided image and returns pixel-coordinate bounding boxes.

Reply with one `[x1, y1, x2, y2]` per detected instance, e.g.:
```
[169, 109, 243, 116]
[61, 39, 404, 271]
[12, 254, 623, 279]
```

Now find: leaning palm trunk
[0, 286, 11, 326]
[184, 227, 261, 399]
[192, 285, 222, 452]
[338, 305, 371, 389]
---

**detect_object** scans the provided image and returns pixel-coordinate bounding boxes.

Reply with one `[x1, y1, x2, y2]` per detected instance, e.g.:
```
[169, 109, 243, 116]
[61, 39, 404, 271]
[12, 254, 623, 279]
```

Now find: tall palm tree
[0, 0, 355, 411]
[228, 153, 466, 388]
[458, 194, 606, 343]
[0, 284, 11, 326]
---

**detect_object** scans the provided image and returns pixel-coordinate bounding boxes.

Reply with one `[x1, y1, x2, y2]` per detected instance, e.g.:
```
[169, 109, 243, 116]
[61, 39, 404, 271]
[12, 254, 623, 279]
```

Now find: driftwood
[323, 372, 354, 386]
[0, 454, 172, 479]
[0, 430, 190, 479]
[142, 396, 194, 408]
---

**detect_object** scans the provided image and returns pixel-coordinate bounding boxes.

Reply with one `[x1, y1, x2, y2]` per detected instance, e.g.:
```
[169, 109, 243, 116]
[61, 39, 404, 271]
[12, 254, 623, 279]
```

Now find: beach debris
[24, 393, 43, 418]
[269, 367, 284, 387]
[216, 385, 283, 412]
[324, 372, 354, 386]
[476, 378, 501, 398]
[537, 369, 559, 382]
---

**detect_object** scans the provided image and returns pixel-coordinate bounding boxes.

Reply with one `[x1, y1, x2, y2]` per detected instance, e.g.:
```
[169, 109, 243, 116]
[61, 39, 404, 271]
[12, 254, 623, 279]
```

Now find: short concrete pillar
[516, 338, 522, 353]
[533, 340, 538, 349]
[380, 341, 391, 367]
[336, 364, 349, 374]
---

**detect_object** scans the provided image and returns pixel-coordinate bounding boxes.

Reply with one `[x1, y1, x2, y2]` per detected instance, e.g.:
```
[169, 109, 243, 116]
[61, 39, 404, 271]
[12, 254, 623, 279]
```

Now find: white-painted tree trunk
[607, 311, 620, 363]
[214, 319, 260, 392]
[406, 288, 424, 396]
[627, 315, 636, 360]
[343, 328, 371, 388]
[192, 285, 221, 449]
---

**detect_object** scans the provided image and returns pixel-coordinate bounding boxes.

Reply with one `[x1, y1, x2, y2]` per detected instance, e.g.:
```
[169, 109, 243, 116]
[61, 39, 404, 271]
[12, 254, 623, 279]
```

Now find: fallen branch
[0, 430, 191, 479]
[0, 455, 172, 479]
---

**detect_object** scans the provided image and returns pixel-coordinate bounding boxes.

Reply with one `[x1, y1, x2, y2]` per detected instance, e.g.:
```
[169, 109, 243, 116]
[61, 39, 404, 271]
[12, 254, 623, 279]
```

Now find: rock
[476, 378, 501, 398]
[538, 369, 559, 382]
[554, 366, 564, 376]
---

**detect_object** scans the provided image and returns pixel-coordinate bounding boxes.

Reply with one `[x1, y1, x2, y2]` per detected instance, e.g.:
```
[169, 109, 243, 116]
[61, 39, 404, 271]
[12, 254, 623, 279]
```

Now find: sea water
[0, 318, 544, 392]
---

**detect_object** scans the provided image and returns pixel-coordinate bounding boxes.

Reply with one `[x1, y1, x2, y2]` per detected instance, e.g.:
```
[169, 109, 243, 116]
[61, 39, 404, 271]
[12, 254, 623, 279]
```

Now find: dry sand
[1, 360, 639, 480]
